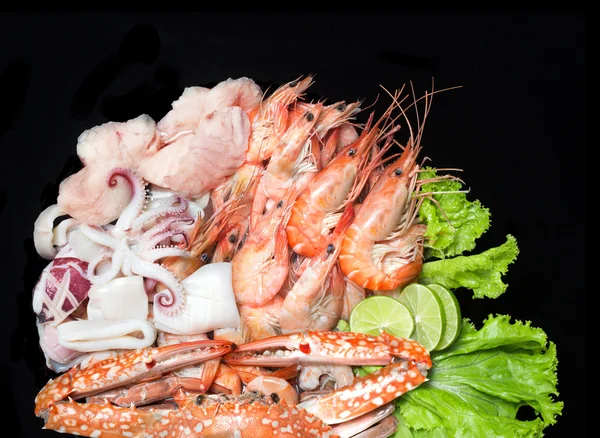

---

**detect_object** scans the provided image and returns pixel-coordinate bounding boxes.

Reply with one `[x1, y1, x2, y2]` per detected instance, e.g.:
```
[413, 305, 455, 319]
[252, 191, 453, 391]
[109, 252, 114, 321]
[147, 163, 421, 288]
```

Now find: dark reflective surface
[0, 11, 585, 437]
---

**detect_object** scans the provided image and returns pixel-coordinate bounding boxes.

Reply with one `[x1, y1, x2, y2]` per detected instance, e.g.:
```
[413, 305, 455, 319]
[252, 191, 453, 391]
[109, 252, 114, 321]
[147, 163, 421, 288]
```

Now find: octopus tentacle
[87, 251, 123, 285]
[51, 218, 79, 248]
[79, 225, 119, 249]
[141, 216, 194, 242]
[141, 247, 192, 262]
[130, 257, 185, 315]
[107, 168, 147, 234]
[142, 229, 189, 252]
[131, 195, 190, 232]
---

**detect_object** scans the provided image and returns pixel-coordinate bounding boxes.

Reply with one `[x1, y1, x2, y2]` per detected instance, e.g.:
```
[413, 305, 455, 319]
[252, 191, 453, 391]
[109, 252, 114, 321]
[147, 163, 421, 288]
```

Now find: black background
[0, 10, 585, 437]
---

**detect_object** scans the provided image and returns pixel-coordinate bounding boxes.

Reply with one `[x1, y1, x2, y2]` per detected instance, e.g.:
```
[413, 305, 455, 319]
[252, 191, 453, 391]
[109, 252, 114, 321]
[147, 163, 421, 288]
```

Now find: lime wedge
[349, 295, 415, 339]
[396, 283, 444, 351]
[426, 284, 462, 351]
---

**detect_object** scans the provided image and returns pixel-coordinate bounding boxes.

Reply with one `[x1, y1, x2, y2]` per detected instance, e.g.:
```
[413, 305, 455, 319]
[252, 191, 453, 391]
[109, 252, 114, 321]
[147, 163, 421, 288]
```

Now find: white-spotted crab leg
[44, 391, 340, 438]
[225, 330, 432, 425]
[224, 330, 393, 367]
[34, 339, 234, 417]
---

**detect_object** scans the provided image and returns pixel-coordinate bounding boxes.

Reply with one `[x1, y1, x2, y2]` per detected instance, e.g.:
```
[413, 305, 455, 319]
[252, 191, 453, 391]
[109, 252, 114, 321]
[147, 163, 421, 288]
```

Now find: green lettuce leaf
[393, 315, 563, 437]
[418, 168, 491, 260]
[419, 235, 519, 299]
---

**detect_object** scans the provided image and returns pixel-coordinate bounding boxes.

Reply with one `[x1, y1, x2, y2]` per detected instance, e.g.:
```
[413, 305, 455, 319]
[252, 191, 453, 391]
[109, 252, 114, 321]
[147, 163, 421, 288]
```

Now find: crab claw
[224, 330, 393, 367]
[35, 339, 234, 416]
[299, 360, 429, 425]
[378, 331, 432, 369]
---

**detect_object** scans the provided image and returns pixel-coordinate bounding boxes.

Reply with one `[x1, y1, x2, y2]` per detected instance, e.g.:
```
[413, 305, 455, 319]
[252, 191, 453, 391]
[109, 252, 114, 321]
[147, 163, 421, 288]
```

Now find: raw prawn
[286, 110, 397, 258]
[212, 162, 263, 262]
[239, 293, 283, 342]
[232, 189, 296, 307]
[245, 75, 314, 163]
[339, 137, 425, 290]
[339, 89, 432, 290]
[279, 205, 353, 333]
[251, 103, 323, 224]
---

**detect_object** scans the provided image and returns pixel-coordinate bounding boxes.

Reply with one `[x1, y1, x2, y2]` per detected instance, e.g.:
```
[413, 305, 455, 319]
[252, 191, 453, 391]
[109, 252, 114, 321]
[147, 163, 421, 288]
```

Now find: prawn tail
[389, 260, 424, 290]
[389, 238, 426, 289]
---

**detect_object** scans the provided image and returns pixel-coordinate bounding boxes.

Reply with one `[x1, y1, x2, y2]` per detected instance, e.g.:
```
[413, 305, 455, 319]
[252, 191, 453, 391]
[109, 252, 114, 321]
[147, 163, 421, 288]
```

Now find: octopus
[78, 167, 196, 315]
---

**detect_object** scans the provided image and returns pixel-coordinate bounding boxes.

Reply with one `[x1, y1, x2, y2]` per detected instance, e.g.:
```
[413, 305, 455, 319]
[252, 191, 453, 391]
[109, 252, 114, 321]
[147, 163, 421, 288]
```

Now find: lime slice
[349, 295, 415, 339]
[396, 283, 444, 351]
[426, 284, 462, 351]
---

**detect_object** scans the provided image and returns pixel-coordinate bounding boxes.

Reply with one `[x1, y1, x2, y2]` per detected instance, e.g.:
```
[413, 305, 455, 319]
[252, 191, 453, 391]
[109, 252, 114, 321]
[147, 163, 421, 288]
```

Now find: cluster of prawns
[35, 76, 461, 437]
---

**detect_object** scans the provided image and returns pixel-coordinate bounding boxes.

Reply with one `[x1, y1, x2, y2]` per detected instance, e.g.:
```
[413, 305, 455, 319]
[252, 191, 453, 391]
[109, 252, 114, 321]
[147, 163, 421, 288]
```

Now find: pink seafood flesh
[138, 106, 251, 197]
[58, 115, 160, 225]
[38, 320, 86, 370]
[76, 114, 160, 168]
[58, 78, 261, 225]
[57, 163, 133, 226]
[157, 77, 262, 143]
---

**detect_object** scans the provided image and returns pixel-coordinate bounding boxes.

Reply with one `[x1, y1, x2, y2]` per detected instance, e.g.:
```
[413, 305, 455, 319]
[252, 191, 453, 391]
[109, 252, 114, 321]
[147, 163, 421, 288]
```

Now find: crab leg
[44, 393, 340, 438]
[44, 399, 161, 437]
[330, 403, 396, 438]
[299, 360, 428, 424]
[35, 339, 234, 416]
[298, 334, 431, 425]
[226, 331, 432, 426]
[224, 330, 392, 366]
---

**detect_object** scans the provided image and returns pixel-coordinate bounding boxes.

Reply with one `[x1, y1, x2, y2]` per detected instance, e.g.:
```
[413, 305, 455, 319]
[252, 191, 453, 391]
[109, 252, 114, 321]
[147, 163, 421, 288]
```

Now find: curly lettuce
[419, 235, 519, 299]
[392, 315, 563, 437]
[418, 168, 491, 260]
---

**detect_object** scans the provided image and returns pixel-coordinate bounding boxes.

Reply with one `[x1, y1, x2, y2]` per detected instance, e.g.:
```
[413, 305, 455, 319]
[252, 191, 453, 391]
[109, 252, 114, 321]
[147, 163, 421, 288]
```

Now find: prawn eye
[228, 234, 237, 243]
[336, 103, 347, 111]
[289, 80, 299, 87]
[201, 253, 209, 262]
[195, 395, 205, 405]
[306, 112, 314, 122]
[394, 168, 403, 176]
[277, 200, 284, 208]
[348, 148, 356, 156]
[326, 244, 335, 254]
[270, 393, 281, 403]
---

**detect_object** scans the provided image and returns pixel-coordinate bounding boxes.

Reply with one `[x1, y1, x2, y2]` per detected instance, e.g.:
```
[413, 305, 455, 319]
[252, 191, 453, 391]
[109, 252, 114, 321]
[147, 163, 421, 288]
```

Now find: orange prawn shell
[339, 141, 425, 290]
[285, 117, 378, 258]
[286, 157, 362, 258]
[246, 76, 314, 163]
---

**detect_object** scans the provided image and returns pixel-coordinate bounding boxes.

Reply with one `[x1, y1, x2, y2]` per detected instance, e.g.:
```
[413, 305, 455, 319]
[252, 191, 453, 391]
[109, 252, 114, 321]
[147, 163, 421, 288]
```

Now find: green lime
[426, 284, 462, 351]
[396, 283, 445, 351]
[349, 295, 415, 339]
